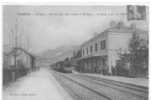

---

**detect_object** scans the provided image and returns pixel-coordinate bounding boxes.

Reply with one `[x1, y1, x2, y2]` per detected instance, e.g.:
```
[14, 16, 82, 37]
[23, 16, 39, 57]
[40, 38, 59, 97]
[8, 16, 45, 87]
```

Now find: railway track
[52, 71, 112, 100]
[82, 75, 148, 93]
[52, 72, 84, 100]
[52, 71, 148, 100]
[62, 74, 112, 100]
[73, 74, 148, 100]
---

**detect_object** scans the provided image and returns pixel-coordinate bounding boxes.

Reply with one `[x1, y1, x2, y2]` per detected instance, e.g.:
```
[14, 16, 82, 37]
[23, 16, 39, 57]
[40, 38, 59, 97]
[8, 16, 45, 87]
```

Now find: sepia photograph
[2, 5, 149, 100]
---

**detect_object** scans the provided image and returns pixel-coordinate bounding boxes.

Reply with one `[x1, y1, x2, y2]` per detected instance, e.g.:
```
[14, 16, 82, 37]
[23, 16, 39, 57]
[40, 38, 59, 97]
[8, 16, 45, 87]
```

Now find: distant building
[73, 22, 148, 75]
[3, 47, 35, 70]
[3, 47, 36, 84]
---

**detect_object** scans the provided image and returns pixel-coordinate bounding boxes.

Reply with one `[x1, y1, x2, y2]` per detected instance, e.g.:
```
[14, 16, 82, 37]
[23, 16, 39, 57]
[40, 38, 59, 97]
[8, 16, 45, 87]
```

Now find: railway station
[3, 5, 149, 100]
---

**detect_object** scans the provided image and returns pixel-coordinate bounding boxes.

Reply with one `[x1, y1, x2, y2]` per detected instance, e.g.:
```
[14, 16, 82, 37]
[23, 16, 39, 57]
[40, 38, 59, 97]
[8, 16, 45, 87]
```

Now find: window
[83, 49, 85, 56]
[102, 58, 106, 66]
[95, 43, 98, 52]
[101, 40, 106, 49]
[86, 47, 89, 54]
[90, 45, 93, 53]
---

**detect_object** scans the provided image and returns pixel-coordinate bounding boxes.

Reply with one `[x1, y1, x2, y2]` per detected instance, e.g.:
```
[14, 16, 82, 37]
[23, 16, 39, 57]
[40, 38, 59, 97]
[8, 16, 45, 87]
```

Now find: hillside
[38, 45, 79, 65]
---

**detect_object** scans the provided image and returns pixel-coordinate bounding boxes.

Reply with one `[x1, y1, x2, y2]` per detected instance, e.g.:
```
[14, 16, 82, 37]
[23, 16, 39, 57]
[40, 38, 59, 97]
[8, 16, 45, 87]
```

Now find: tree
[115, 32, 148, 77]
[115, 53, 131, 76]
[129, 32, 148, 76]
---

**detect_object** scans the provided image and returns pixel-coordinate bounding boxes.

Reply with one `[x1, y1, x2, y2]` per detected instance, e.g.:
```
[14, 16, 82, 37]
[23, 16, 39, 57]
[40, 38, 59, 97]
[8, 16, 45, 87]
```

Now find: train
[50, 58, 75, 73]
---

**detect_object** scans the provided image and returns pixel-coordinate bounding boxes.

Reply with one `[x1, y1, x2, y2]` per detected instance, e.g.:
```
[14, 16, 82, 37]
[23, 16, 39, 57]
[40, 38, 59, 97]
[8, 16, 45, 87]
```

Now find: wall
[108, 32, 132, 73]
[81, 32, 108, 58]
[16, 51, 31, 69]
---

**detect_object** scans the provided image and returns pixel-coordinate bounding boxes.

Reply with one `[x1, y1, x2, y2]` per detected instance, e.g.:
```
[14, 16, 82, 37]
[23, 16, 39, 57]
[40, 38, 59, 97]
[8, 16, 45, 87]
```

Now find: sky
[3, 6, 148, 54]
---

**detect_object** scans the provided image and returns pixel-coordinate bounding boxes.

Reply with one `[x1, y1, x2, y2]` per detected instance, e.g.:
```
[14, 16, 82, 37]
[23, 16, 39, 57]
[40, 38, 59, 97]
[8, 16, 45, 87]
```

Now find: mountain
[38, 45, 79, 65]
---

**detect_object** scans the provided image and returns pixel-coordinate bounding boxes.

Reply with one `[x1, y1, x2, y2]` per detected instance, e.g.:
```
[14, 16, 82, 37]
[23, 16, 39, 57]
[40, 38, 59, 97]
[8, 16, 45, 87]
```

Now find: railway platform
[3, 68, 73, 100]
[82, 73, 148, 88]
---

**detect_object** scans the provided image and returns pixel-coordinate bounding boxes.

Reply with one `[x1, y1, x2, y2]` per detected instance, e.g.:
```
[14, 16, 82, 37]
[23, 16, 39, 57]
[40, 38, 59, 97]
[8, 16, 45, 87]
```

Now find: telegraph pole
[12, 18, 18, 81]
[14, 18, 18, 68]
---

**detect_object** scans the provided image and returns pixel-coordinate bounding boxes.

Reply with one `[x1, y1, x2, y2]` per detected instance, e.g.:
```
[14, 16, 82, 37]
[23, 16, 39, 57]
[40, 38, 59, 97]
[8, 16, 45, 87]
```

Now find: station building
[74, 23, 148, 74]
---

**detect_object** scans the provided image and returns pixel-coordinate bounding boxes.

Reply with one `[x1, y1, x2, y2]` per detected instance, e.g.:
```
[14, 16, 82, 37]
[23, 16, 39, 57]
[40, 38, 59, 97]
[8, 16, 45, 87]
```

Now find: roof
[3, 47, 35, 58]
[81, 26, 148, 47]
[14, 47, 35, 58]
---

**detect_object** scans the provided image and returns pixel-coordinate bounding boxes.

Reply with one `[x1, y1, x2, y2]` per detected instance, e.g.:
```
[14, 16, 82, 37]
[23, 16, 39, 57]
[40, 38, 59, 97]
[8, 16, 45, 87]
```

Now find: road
[52, 70, 148, 100]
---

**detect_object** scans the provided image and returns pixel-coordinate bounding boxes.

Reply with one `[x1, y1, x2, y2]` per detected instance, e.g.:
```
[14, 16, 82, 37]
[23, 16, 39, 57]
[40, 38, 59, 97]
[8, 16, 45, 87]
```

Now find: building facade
[3, 47, 35, 70]
[74, 23, 147, 75]
[3, 47, 36, 84]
